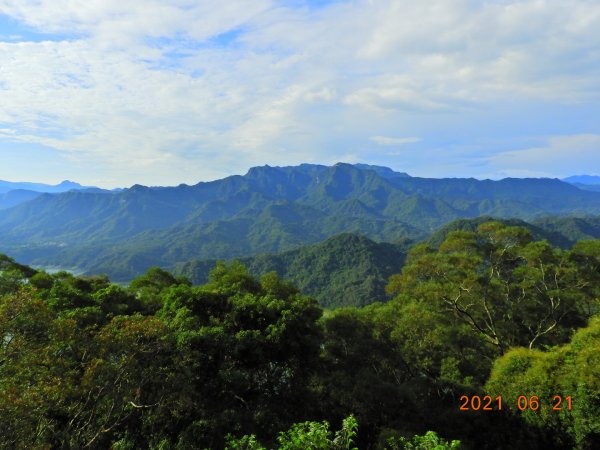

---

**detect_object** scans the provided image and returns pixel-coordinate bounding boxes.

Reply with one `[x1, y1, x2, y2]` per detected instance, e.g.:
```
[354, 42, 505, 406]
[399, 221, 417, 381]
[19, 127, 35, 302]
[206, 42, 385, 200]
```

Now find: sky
[0, 0, 599, 188]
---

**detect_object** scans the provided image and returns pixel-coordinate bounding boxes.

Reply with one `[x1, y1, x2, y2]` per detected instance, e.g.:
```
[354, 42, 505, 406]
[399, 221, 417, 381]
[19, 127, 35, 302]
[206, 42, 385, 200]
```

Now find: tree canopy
[0, 223, 598, 449]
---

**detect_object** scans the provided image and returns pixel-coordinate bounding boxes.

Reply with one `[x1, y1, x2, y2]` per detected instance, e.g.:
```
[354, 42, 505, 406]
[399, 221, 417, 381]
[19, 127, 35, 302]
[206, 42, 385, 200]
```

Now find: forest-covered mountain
[174, 233, 412, 308]
[426, 216, 600, 249]
[171, 216, 600, 309]
[2, 163, 600, 281]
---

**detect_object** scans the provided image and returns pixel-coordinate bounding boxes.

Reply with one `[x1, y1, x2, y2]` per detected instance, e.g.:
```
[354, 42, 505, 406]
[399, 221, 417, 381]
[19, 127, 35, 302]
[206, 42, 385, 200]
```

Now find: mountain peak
[353, 163, 410, 179]
[246, 165, 282, 177]
[58, 180, 81, 186]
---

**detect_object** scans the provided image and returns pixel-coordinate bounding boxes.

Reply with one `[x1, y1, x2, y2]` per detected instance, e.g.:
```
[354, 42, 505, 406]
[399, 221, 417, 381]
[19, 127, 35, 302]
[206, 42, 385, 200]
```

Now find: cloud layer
[0, 0, 599, 186]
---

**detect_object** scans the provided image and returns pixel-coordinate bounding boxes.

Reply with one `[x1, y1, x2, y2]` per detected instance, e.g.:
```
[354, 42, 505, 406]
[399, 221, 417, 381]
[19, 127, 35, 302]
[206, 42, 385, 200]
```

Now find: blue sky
[0, 0, 599, 188]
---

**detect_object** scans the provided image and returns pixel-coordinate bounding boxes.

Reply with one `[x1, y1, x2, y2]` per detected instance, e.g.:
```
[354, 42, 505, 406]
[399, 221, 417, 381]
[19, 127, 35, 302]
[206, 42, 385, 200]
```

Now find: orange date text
[459, 395, 572, 412]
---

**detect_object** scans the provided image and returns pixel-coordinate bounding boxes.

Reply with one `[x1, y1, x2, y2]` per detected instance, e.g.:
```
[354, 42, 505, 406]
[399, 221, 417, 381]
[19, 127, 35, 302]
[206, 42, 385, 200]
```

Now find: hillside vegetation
[3, 164, 600, 281]
[175, 215, 600, 309]
[174, 233, 412, 308]
[1, 222, 599, 449]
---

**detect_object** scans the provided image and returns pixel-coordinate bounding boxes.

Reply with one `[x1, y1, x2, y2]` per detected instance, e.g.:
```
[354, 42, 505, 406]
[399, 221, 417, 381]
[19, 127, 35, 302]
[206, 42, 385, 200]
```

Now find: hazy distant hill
[0, 179, 89, 194]
[562, 175, 600, 193]
[569, 183, 600, 193]
[3, 163, 600, 280]
[563, 175, 600, 185]
[0, 180, 104, 210]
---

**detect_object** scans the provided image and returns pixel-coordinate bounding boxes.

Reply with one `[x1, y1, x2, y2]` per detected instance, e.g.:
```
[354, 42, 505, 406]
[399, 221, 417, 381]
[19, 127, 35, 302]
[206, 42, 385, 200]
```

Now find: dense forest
[174, 233, 412, 309]
[1, 221, 599, 449]
[173, 215, 600, 309]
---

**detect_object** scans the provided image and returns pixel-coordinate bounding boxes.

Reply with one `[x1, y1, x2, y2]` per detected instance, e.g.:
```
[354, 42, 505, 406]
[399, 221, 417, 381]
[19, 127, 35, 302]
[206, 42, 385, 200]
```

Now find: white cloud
[488, 134, 600, 178]
[370, 135, 420, 146]
[0, 0, 598, 185]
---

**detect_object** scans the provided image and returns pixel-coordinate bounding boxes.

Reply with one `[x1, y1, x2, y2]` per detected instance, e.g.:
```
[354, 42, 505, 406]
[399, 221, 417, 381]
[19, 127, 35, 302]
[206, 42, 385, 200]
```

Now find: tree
[129, 267, 190, 313]
[388, 223, 589, 353]
[158, 262, 323, 448]
[486, 315, 600, 449]
[0, 285, 184, 449]
[385, 431, 462, 450]
[225, 415, 359, 450]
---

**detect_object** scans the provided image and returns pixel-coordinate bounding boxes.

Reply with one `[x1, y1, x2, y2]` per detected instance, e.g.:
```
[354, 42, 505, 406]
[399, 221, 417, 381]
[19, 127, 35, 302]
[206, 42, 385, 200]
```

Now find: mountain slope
[174, 233, 411, 308]
[532, 216, 600, 243]
[427, 216, 575, 248]
[3, 163, 600, 280]
[32, 201, 422, 281]
[0, 189, 43, 210]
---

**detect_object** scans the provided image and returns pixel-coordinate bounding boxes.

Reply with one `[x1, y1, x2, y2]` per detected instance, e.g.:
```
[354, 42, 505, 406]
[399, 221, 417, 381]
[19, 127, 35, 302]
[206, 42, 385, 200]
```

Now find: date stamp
[459, 395, 572, 412]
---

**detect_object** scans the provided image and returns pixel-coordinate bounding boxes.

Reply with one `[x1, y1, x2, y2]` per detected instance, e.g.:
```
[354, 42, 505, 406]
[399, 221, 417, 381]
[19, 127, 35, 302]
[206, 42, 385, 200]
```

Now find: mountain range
[2, 163, 600, 284]
[0, 179, 89, 194]
[0, 180, 108, 210]
[170, 215, 600, 308]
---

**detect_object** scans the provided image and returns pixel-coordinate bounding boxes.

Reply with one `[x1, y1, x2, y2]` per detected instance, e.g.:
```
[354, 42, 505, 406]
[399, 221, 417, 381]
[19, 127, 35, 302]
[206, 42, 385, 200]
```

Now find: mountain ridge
[0, 179, 90, 194]
[0, 180, 110, 210]
[3, 163, 600, 280]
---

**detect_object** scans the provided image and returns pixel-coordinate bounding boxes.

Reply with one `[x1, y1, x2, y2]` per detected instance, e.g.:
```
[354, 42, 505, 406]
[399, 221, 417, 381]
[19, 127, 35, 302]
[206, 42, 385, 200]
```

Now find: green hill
[174, 233, 411, 308]
[427, 216, 575, 249]
[532, 215, 600, 243]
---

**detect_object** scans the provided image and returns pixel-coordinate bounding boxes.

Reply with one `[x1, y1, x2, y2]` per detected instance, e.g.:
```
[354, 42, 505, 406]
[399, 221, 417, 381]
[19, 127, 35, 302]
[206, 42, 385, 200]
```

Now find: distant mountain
[174, 233, 412, 308]
[0, 179, 91, 194]
[0, 189, 43, 210]
[562, 175, 600, 193]
[3, 163, 600, 280]
[563, 175, 600, 185]
[0, 180, 106, 210]
[569, 183, 600, 193]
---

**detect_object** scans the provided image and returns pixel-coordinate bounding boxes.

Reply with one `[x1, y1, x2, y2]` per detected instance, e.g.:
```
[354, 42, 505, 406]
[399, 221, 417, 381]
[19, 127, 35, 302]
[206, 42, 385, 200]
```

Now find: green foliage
[427, 216, 573, 249]
[385, 431, 461, 450]
[226, 415, 358, 450]
[0, 247, 599, 449]
[0, 253, 37, 294]
[0, 286, 182, 449]
[129, 266, 190, 313]
[486, 316, 600, 449]
[389, 222, 590, 353]
[277, 415, 358, 450]
[226, 433, 266, 450]
[156, 262, 324, 448]
[533, 216, 600, 244]
[176, 233, 409, 308]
